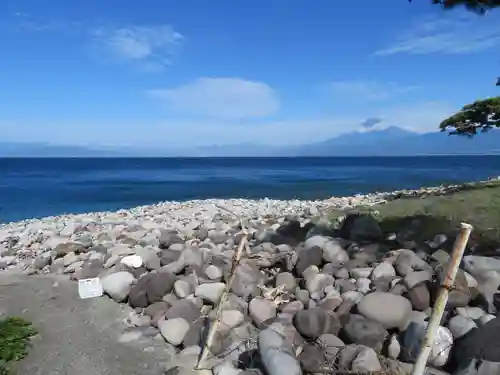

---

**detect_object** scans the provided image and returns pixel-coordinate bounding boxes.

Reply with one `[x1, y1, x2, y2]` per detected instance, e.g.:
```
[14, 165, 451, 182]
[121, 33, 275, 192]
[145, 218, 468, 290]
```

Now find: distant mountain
[2, 127, 500, 157]
[0, 142, 129, 157]
[300, 127, 500, 156]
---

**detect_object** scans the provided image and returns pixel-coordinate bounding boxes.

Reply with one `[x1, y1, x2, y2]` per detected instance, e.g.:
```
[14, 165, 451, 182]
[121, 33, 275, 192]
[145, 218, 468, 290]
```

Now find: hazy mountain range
[2, 126, 500, 157]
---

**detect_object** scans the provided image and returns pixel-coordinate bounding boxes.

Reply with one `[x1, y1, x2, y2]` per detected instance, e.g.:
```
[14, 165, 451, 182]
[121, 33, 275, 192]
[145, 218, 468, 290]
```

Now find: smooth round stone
[159, 318, 190, 346]
[357, 292, 412, 330]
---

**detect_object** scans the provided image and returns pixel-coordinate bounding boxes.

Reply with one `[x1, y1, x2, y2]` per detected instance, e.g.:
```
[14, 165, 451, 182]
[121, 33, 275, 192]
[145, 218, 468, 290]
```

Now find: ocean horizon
[1, 155, 499, 223]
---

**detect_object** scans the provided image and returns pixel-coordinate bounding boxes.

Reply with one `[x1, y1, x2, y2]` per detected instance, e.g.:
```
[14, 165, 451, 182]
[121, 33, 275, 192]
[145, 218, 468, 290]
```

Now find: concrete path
[0, 270, 173, 375]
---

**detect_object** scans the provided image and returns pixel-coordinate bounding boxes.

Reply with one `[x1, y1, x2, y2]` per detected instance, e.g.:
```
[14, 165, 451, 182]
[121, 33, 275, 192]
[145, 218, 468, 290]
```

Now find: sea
[0, 156, 499, 223]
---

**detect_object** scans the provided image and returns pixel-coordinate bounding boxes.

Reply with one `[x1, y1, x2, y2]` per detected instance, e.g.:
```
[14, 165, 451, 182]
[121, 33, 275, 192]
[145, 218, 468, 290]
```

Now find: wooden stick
[410, 222, 473, 375]
[195, 231, 248, 370]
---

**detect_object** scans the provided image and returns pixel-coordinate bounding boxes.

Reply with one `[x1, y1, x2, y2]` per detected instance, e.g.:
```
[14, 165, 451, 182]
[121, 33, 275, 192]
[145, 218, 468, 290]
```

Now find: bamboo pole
[410, 222, 473, 375]
[195, 206, 248, 370]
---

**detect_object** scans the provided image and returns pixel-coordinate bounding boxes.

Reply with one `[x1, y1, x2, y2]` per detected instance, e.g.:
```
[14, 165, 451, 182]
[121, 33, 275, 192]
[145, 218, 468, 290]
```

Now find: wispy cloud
[90, 25, 183, 69]
[373, 13, 500, 56]
[8, 12, 184, 70]
[147, 77, 280, 119]
[330, 80, 420, 101]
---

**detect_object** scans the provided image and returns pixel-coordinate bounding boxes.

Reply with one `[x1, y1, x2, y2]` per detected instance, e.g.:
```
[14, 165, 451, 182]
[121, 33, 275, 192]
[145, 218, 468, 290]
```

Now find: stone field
[1, 192, 500, 375]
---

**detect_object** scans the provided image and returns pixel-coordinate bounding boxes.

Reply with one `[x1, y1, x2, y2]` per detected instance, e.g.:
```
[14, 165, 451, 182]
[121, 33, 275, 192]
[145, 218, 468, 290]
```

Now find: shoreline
[1, 176, 499, 229]
[1, 175, 499, 374]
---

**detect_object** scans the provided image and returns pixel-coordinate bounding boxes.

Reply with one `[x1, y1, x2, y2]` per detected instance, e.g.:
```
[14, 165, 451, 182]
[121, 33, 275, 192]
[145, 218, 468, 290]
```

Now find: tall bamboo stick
[410, 222, 473, 375]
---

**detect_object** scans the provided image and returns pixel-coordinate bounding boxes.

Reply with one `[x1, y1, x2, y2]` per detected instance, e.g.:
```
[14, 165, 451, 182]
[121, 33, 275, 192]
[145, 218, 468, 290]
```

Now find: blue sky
[1, 0, 500, 148]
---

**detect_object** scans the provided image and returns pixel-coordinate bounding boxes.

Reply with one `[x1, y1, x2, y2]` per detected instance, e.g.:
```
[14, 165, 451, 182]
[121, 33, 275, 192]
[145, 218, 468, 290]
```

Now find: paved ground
[0, 269, 173, 375]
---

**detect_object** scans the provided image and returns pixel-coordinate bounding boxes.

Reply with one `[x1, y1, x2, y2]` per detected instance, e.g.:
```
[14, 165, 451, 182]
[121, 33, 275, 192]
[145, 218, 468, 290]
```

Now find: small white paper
[78, 277, 103, 299]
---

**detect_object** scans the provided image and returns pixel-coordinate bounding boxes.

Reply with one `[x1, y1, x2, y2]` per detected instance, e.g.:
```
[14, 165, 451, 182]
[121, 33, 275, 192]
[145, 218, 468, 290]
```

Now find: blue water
[1, 156, 499, 223]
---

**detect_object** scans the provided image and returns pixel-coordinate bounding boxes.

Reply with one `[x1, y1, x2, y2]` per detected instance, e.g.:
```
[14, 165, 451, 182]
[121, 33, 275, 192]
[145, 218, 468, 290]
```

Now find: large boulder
[341, 314, 388, 352]
[128, 270, 176, 308]
[304, 236, 349, 265]
[293, 308, 341, 339]
[259, 323, 302, 375]
[357, 292, 412, 330]
[101, 271, 135, 302]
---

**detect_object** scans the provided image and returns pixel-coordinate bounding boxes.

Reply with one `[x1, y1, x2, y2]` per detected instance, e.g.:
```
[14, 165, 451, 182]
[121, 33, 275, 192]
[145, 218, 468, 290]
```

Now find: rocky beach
[1, 181, 500, 375]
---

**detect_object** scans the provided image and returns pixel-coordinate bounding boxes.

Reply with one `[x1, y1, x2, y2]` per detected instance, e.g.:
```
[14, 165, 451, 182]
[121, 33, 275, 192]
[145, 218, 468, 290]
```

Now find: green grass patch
[329, 181, 500, 253]
[0, 317, 37, 375]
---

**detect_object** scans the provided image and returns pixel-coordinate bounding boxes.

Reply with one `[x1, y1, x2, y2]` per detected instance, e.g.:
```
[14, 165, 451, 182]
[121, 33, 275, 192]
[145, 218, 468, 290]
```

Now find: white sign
[78, 278, 103, 299]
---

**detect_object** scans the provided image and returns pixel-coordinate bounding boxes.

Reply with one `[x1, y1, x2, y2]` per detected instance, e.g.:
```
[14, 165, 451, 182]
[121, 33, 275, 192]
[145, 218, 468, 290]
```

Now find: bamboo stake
[410, 222, 473, 375]
[196, 206, 248, 369]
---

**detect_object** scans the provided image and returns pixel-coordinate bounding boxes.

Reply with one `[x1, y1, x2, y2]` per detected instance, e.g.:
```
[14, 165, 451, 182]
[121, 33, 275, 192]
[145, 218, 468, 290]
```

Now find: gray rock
[159, 318, 190, 346]
[295, 246, 323, 276]
[220, 310, 244, 330]
[317, 334, 345, 360]
[293, 308, 340, 339]
[295, 289, 309, 304]
[404, 270, 433, 289]
[319, 295, 343, 311]
[456, 306, 486, 320]
[305, 273, 334, 295]
[275, 272, 296, 292]
[231, 263, 263, 298]
[305, 236, 349, 264]
[195, 282, 225, 304]
[339, 345, 382, 372]
[205, 265, 222, 280]
[32, 253, 52, 270]
[342, 314, 388, 352]
[298, 344, 326, 373]
[101, 271, 135, 302]
[479, 314, 496, 326]
[134, 247, 161, 270]
[371, 262, 396, 280]
[407, 283, 431, 311]
[463, 256, 500, 277]
[356, 278, 371, 294]
[158, 230, 184, 249]
[350, 268, 373, 279]
[63, 252, 79, 267]
[249, 297, 277, 328]
[357, 292, 412, 330]
[476, 270, 500, 314]
[166, 299, 201, 323]
[394, 250, 432, 277]
[448, 315, 478, 339]
[259, 324, 302, 375]
[128, 270, 176, 308]
[387, 335, 401, 360]
[174, 280, 193, 299]
[212, 361, 241, 375]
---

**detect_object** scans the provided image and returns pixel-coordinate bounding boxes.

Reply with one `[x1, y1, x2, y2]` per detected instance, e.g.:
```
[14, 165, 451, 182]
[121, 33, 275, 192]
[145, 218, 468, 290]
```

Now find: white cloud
[367, 101, 456, 133]
[90, 25, 183, 68]
[330, 80, 420, 100]
[373, 13, 500, 56]
[6, 12, 184, 70]
[147, 77, 280, 119]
